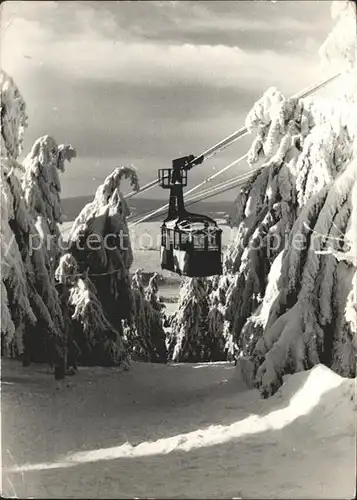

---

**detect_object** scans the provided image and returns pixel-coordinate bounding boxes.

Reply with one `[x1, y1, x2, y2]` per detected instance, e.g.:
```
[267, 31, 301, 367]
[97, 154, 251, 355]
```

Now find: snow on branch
[1, 171, 36, 352]
[0, 69, 27, 161]
[69, 166, 139, 246]
[319, 0, 357, 71]
[126, 269, 167, 363]
[22, 136, 76, 224]
[168, 278, 226, 362]
[55, 252, 127, 366]
[57, 144, 77, 172]
[252, 159, 357, 395]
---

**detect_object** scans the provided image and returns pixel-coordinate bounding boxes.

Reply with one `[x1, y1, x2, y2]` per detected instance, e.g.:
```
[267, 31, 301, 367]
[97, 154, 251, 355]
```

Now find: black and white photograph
[1, 0, 356, 498]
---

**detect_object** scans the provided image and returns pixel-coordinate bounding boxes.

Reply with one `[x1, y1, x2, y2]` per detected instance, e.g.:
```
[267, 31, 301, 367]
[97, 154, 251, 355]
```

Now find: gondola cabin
[159, 155, 223, 278]
[160, 217, 222, 277]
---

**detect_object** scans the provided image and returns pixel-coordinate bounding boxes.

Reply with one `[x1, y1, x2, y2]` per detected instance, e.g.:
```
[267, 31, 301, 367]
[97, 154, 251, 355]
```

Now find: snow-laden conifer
[66, 167, 139, 335]
[61, 169, 167, 365]
[168, 277, 226, 362]
[1, 70, 64, 366]
[125, 270, 167, 362]
[209, 0, 357, 395]
[55, 253, 127, 366]
[22, 136, 76, 270]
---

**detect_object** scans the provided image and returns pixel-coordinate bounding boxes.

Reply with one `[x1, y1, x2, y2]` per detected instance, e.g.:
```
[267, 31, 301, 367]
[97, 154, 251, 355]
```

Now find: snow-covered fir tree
[63, 171, 168, 365]
[125, 270, 167, 362]
[168, 277, 226, 362]
[55, 167, 137, 365]
[55, 253, 127, 366]
[144, 272, 167, 362]
[22, 135, 76, 271]
[1, 70, 65, 368]
[207, 276, 233, 361]
[66, 166, 138, 336]
[209, 0, 357, 396]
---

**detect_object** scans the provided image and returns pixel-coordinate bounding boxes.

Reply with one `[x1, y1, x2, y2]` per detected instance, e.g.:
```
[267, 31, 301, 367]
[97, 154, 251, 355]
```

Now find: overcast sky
[1, 0, 335, 200]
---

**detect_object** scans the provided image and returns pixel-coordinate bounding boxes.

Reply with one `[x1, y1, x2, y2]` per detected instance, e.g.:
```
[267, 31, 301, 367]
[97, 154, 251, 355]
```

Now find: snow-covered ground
[2, 359, 355, 499]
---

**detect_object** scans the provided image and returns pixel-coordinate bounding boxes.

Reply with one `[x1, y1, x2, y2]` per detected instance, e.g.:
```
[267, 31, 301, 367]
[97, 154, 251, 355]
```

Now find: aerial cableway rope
[184, 167, 262, 208]
[127, 169, 256, 225]
[184, 170, 256, 205]
[126, 72, 341, 225]
[124, 72, 341, 201]
[129, 153, 248, 226]
[129, 165, 261, 225]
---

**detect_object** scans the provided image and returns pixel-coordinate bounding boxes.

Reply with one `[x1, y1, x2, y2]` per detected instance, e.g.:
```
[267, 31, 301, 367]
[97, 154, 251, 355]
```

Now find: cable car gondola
[159, 155, 223, 278]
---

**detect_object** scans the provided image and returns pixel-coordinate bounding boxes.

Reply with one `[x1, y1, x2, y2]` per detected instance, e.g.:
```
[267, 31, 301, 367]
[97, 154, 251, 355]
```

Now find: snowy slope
[2, 360, 355, 499]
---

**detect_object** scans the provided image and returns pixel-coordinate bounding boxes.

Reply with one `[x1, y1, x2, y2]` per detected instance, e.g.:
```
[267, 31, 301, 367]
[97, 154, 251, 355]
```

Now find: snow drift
[5, 362, 354, 500]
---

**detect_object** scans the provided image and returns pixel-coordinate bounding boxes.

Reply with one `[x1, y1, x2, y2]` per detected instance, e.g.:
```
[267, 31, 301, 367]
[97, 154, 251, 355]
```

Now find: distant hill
[61, 195, 235, 222]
